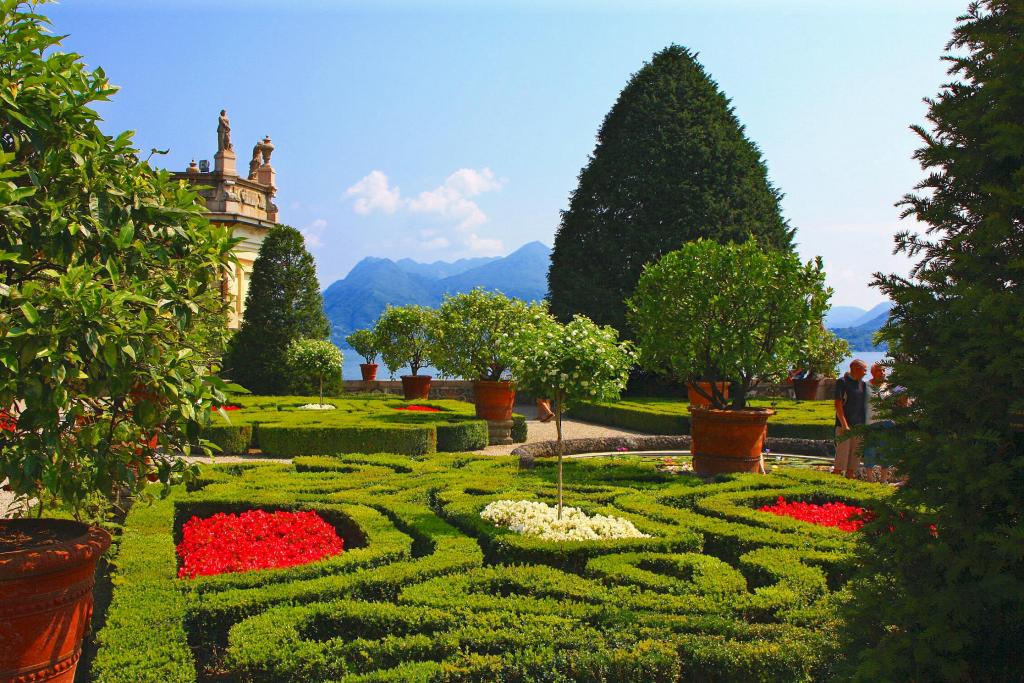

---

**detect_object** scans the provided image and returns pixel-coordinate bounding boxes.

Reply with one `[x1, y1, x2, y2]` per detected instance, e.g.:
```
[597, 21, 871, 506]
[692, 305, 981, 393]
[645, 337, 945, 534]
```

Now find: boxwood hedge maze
[92, 454, 886, 682]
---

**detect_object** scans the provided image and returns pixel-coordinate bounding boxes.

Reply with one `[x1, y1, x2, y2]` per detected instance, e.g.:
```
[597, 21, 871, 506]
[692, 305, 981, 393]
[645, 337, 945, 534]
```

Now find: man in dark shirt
[834, 359, 868, 478]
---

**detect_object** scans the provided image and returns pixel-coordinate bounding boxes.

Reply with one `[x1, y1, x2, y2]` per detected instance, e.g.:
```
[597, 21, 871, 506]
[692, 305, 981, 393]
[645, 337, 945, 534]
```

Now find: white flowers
[297, 403, 337, 410]
[480, 500, 649, 542]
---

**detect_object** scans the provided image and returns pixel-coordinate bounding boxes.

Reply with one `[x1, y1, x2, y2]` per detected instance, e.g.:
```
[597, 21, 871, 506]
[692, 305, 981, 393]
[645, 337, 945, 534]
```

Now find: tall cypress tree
[226, 225, 330, 394]
[548, 45, 794, 332]
[844, 3, 1024, 680]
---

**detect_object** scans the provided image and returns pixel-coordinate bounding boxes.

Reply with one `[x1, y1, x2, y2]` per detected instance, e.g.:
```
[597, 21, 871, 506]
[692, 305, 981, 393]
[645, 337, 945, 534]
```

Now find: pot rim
[0, 519, 110, 580]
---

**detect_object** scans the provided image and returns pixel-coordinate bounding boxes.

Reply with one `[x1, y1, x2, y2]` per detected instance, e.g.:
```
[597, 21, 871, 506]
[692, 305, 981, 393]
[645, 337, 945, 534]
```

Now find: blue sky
[46, 0, 965, 306]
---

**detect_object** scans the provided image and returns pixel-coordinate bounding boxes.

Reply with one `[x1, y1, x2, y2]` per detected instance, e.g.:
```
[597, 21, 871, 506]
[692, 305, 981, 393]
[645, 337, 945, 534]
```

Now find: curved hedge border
[571, 397, 835, 440]
[200, 396, 527, 456]
[93, 453, 888, 682]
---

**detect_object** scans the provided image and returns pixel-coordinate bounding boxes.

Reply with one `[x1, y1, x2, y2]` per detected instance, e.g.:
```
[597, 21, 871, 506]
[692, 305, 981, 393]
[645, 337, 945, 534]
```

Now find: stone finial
[187, 159, 199, 175]
[248, 143, 262, 180]
[258, 135, 274, 166]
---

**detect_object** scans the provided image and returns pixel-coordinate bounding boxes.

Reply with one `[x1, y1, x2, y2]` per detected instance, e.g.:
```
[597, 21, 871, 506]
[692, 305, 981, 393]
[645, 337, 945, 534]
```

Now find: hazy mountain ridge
[828, 302, 892, 351]
[325, 241, 551, 348]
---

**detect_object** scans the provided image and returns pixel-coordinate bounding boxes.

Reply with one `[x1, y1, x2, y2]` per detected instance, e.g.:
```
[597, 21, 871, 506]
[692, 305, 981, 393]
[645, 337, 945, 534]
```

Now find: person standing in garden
[834, 359, 868, 478]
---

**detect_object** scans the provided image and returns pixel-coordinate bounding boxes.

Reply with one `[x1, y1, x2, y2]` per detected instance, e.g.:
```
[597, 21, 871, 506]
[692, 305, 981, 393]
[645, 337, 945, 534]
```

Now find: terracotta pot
[0, 519, 111, 683]
[792, 377, 822, 401]
[359, 363, 379, 381]
[689, 407, 774, 476]
[687, 382, 730, 408]
[401, 375, 432, 400]
[474, 380, 516, 421]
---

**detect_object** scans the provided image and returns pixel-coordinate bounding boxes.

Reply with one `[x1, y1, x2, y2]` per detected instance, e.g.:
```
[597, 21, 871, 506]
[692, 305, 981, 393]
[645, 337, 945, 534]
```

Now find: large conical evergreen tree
[844, 3, 1024, 680]
[227, 225, 330, 394]
[548, 45, 794, 332]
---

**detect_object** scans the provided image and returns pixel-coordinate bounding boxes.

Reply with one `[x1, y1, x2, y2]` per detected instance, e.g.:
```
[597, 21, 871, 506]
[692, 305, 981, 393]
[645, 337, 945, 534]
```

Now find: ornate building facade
[171, 111, 278, 328]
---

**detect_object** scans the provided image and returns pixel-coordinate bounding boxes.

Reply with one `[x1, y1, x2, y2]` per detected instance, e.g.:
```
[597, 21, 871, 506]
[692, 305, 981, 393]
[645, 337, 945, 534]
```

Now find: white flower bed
[480, 500, 649, 542]
[297, 403, 336, 410]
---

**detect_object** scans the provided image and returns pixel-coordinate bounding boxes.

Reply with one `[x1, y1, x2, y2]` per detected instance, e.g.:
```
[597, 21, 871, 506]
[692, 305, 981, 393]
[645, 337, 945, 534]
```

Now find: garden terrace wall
[92, 454, 888, 681]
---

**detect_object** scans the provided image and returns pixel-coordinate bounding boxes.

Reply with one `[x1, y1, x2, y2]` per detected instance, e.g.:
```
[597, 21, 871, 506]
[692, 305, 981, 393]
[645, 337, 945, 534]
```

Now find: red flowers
[758, 496, 870, 532]
[393, 405, 442, 412]
[211, 404, 241, 411]
[0, 410, 15, 432]
[176, 509, 343, 579]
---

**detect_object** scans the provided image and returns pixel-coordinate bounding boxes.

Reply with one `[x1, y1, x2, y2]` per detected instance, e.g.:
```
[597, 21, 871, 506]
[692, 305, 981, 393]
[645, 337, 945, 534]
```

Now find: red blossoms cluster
[210, 404, 241, 411]
[758, 496, 870, 532]
[176, 509, 343, 579]
[393, 405, 442, 412]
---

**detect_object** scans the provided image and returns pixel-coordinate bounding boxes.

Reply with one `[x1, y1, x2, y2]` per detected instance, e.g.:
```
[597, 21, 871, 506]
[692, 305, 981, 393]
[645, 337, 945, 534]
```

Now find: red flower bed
[176, 509, 343, 579]
[393, 405, 442, 412]
[211, 404, 241, 411]
[758, 496, 870, 532]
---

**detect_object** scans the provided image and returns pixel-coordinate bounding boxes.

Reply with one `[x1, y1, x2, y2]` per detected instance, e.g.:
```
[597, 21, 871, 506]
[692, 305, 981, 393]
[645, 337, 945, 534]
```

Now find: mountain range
[827, 301, 892, 351]
[324, 241, 550, 348]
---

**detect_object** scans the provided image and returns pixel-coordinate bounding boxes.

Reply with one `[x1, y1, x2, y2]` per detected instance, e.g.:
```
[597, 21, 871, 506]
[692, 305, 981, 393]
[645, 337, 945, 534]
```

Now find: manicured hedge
[200, 395, 524, 456]
[571, 397, 835, 440]
[93, 453, 884, 681]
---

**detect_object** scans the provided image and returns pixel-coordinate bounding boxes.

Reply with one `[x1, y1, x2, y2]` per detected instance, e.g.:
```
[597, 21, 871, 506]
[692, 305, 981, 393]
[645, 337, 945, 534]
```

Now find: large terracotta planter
[792, 377, 822, 401]
[401, 375, 432, 400]
[689, 407, 774, 477]
[0, 519, 111, 683]
[359, 363, 379, 381]
[474, 380, 516, 421]
[687, 382, 730, 409]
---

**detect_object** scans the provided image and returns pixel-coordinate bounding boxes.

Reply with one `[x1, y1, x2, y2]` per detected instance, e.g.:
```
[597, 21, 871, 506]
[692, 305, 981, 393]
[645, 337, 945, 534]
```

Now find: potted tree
[346, 329, 380, 381]
[510, 313, 634, 518]
[374, 305, 437, 400]
[792, 324, 850, 400]
[0, 6, 235, 681]
[429, 288, 547, 426]
[286, 338, 344, 407]
[627, 239, 829, 476]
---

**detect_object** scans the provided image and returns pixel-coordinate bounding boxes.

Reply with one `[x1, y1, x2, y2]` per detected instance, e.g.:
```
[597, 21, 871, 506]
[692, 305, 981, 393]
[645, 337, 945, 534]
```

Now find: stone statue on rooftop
[217, 110, 232, 151]
[248, 143, 262, 179]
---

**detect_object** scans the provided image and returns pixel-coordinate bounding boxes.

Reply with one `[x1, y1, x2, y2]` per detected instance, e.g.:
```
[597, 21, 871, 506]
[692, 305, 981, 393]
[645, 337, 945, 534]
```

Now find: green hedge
[93, 454, 885, 681]
[571, 397, 835, 440]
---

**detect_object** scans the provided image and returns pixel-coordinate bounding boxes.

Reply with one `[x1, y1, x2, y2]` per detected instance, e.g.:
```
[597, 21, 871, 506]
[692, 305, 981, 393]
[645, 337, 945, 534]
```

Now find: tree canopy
[844, 3, 1024, 679]
[226, 225, 329, 394]
[548, 44, 794, 333]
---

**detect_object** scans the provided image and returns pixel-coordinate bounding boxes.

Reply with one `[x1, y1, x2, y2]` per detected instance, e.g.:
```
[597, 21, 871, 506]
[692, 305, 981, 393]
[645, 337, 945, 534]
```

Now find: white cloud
[345, 171, 401, 215]
[466, 233, 504, 255]
[406, 167, 504, 231]
[301, 218, 328, 249]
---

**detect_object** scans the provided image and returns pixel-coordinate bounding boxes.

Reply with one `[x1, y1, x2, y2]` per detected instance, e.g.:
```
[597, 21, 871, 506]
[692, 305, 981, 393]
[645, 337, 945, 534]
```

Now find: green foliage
[345, 329, 379, 365]
[201, 395, 499, 456]
[94, 458, 882, 681]
[548, 44, 795, 334]
[429, 288, 548, 381]
[285, 338, 343, 405]
[844, 4, 1024, 680]
[795, 325, 850, 378]
[571, 397, 835, 440]
[0, 2, 235, 512]
[374, 305, 436, 377]
[226, 225, 329, 395]
[628, 240, 830, 409]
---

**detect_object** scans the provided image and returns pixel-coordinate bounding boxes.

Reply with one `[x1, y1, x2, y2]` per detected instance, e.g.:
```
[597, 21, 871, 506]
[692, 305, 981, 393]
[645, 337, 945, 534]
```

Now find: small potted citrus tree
[628, 239, 829, 476]
[0, 6, 235, 680]
[429, 288, 547, 429]
[345, 329, 380, 381]
[374, 305, 437, 400]
[792, 324, 850, 400]
[510, 313, 634, 518]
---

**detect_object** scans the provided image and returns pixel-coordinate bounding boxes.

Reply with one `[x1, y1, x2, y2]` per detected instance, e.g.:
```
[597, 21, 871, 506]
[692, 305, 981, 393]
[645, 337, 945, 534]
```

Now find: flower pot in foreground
[792, 377, 822, 401]
[473, 380, 516, 421]
[359, 363, 379, 381]
[687, 381, 730, 408]
[400, 375, 432, 400]
[0, 519, 111, 683]
[689, 407, 774, 476]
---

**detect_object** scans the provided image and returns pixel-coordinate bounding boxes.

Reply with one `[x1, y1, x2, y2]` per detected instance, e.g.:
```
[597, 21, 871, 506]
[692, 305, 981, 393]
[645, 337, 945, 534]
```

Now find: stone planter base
[487, 419, 513, 446]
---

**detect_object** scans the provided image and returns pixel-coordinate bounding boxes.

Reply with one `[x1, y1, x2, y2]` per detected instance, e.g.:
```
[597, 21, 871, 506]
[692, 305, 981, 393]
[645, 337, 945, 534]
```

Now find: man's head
[870, 362, 886, 382]
[849, 359, 868, 381]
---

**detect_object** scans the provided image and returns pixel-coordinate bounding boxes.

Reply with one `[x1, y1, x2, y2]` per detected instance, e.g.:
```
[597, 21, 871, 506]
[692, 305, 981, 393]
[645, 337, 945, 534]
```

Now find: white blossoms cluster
[480, 500, 649, 542]
[297, 403, 336, 410]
